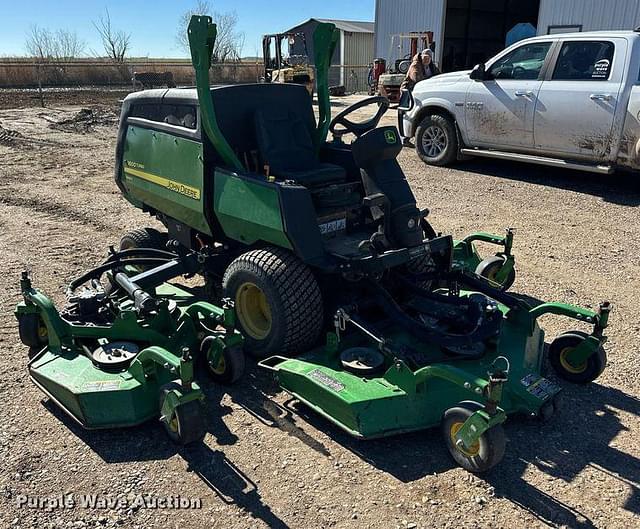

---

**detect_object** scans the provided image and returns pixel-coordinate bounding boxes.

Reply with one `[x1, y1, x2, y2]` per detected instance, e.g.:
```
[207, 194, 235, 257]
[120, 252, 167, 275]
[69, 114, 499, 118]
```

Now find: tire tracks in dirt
[0, 192, 117, 232]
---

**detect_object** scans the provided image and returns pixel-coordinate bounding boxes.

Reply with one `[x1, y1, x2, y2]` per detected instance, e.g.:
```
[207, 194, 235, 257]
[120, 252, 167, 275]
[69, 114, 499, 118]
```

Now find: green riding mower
[16, 16, 612, 472]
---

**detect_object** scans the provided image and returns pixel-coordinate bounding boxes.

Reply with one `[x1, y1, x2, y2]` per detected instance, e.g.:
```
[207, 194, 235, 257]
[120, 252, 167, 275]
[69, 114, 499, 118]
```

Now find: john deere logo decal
[384, 130, 397, 144]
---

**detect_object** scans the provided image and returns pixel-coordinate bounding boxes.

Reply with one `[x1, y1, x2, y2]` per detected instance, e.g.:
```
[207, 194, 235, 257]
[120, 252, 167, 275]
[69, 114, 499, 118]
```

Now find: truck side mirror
[470, 63, 486, 81]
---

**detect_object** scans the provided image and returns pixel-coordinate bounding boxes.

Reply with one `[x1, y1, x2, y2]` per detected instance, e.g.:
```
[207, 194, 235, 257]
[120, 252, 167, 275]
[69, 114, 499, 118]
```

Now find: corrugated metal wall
[374, 0, 446, 65]
[538, 0, 640, 34]
[343, 31, 375, 92]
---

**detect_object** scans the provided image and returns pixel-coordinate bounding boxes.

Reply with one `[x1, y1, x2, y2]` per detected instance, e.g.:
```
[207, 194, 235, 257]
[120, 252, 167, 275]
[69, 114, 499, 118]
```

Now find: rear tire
[119, 228, 168, 252]
[415, 113, 458, 166]
[222, 247, 323, 358]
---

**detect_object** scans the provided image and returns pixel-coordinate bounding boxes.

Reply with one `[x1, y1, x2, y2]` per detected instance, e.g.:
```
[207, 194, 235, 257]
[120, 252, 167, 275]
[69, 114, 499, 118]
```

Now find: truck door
[465, 42, 553, 149]
[534, 39, 623, 160]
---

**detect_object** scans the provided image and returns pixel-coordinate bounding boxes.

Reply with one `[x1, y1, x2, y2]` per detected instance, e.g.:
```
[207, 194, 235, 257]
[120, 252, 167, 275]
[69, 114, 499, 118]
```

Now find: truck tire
[222, 247, 323, 358]
[415, 113, 458, 166]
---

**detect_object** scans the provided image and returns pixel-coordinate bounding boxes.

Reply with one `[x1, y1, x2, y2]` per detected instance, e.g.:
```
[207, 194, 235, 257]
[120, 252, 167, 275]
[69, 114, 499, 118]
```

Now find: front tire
[222, 247, 323, 358]
[415, 113, 458, 166]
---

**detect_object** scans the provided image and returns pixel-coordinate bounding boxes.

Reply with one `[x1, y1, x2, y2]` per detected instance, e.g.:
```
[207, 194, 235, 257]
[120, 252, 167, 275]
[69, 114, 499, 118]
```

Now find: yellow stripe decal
[124, 166, 201, 200]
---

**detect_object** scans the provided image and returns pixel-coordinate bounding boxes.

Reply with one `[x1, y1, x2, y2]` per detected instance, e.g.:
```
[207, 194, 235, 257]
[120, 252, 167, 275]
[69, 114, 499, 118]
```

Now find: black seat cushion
[287, 163, 347, 187]
[255, 107, 346, 187]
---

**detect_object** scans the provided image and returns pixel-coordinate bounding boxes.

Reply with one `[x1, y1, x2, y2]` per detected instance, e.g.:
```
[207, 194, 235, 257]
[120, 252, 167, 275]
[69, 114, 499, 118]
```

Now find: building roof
[287, 18, 374, 34]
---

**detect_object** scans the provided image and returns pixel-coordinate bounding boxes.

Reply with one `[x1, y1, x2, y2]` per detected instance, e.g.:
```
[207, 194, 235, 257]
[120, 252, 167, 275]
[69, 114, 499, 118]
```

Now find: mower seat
[254, 107, 346, 187]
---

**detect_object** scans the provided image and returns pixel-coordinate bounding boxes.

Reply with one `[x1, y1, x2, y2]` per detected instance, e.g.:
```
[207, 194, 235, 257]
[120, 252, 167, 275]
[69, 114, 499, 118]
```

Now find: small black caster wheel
[159, 383, 206, 445]
[441, 402, 506, 473]
[548, 331, 607, 384]
[18, 313, 48, 358]
[206, 345, 245, 385]
[475, 256, 515, 291]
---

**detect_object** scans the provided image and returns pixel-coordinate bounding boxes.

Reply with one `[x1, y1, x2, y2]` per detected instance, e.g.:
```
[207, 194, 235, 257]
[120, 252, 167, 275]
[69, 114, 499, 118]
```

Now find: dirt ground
[0, 90, 638, 529]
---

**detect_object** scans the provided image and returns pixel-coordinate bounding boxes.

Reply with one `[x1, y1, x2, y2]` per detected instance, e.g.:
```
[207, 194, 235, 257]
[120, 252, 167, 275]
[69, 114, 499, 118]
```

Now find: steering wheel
[329, 96, 390, 140]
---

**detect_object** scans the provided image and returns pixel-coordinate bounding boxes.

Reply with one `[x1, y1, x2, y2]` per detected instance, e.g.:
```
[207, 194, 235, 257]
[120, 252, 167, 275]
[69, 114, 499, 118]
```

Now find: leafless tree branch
[176, 1, 244, 62]
[93, 8, 131, 64]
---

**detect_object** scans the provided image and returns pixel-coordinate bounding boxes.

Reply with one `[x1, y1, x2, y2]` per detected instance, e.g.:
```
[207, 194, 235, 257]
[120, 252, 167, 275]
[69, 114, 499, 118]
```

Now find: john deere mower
[17, 16, 612, 472]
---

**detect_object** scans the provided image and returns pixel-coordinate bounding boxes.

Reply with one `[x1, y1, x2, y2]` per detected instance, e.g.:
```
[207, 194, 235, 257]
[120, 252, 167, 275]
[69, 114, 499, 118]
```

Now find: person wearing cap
[399, 49, 440, 145]
[400, 49, 441, 92]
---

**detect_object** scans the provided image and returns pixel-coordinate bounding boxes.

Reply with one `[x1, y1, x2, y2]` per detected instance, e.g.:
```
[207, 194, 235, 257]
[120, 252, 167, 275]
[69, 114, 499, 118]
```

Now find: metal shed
[375, 0, 640, 72]
[284, 18, 374, 92]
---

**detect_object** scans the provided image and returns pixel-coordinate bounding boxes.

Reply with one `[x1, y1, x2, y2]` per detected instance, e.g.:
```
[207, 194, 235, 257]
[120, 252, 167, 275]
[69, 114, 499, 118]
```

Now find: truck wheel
[441, 402, 505, 473]
[548, 331, 607, 384]
[222, 247, 323, 358]
[415, 114, 458, 166]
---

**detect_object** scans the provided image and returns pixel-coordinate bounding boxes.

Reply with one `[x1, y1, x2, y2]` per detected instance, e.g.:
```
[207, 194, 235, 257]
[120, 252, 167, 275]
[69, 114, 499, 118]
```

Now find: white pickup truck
[400, 30, 640, 174]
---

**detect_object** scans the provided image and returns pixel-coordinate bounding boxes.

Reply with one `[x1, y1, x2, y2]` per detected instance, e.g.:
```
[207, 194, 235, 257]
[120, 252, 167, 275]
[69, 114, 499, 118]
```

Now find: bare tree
[26, 26, 85, 61]
[25, 25, 86, 106]
[56, 29, 86, 59]
[176, 1, 245, 62]
[93, 8, 131, 63]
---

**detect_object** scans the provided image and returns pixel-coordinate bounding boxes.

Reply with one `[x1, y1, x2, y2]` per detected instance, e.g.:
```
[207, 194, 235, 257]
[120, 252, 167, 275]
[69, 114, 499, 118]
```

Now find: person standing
[399, 49, 440, 145]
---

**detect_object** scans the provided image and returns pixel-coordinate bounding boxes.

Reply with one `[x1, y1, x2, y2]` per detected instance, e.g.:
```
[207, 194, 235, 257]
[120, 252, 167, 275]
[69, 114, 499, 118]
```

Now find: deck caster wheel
[548, 331, 607, 384]
[18, 313, 48, 358]
[159, 383, 206, 445]
[206, 345, 245, 385]
[537, 395, 560, 423]
[441, 402, 505, 473]
[475, 255, 515, 291]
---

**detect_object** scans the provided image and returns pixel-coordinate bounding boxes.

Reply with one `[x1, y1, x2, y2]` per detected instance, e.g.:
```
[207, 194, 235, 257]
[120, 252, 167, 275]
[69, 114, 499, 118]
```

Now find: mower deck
[261, 294, 560, 440]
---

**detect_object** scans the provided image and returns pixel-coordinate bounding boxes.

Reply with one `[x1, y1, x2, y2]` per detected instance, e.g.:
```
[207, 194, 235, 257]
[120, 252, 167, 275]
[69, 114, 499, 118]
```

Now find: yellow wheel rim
[559, 346, 588, 374]
[210, 353, 226, 375]
[236, 282, 272, 340]
[37, 323, 48, 339]
[169, 414, 179, 433]
[450, 422, 480, 457]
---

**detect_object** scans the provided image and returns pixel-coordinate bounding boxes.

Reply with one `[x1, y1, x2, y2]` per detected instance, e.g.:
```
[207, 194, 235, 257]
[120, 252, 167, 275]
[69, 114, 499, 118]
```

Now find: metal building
[284, 18, 374, 91]
[375, 0, 640, 72]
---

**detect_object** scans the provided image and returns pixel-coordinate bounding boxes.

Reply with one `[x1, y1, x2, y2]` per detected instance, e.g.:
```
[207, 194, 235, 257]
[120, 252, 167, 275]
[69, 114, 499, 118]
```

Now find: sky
[0, 0, 375, 58]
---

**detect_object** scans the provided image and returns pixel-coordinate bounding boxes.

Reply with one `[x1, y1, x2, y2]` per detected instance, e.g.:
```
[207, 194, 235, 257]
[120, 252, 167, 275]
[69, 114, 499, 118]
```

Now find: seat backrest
[254, 107, 317, 173]
[209, 83, 316, 168]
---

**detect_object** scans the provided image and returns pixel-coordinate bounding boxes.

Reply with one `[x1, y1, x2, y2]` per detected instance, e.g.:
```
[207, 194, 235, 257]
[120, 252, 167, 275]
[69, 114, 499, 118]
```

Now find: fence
[328, 65, 371, 94]
[0, 58, 373, 94]
[0, 59, 263, 89]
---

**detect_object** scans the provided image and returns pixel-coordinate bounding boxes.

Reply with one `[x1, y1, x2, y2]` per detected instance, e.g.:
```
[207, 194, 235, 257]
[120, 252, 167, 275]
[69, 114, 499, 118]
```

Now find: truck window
[552, 41, 614, 81]
[487, 42, 552, 80]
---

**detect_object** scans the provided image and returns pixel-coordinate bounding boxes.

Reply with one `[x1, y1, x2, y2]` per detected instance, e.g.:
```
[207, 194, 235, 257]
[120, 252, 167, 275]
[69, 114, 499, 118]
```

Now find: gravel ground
[0, 93, 638, 529]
